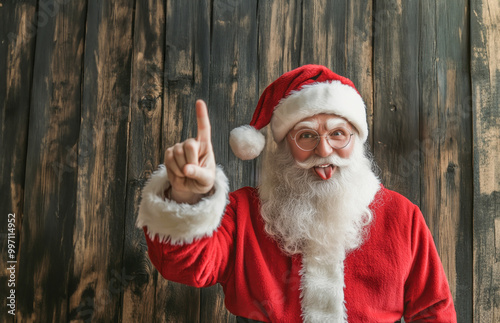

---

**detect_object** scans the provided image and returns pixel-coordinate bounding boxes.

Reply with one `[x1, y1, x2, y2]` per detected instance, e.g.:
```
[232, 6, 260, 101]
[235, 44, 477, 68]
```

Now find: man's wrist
[168, 186, 214, 205]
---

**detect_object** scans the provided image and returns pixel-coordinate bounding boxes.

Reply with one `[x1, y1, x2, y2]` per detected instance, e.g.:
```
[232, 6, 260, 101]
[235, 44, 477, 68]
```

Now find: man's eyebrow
[294, 120, 319, 130]
[326, 118, 349, 130]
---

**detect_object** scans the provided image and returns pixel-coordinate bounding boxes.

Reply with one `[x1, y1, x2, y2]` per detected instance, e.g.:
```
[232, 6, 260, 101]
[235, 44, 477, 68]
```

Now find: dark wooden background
[0, 0, 498, 322]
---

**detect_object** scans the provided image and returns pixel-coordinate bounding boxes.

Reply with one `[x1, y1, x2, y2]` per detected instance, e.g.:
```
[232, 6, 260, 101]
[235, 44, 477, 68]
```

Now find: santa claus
[137, 65, 457, 322]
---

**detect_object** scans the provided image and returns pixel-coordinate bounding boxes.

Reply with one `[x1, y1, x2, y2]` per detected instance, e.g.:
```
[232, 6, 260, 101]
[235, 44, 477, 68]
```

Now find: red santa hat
[229, 64, 368, 160]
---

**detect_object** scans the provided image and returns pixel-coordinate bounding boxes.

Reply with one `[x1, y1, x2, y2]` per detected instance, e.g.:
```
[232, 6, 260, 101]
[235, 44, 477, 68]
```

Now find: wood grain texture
[209, 0, 259, 192]
[345, 1, 374, 147]
[14, 1, 86, 322]
[373, 0, 420, 204]
[0, 1, 37, 322]
[68, 0, 134, 322]
[257, 0, 301, 85]
[121, 0, 165, 322]
[301, 0, 347, 72]
[374, 1, 474, 319]
[471, 0, 500, 321]
[418, 1, 473, 320]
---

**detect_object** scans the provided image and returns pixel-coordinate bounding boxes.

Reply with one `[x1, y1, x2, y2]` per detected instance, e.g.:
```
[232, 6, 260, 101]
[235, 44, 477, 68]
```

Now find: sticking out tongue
[313, 165, 335, 180]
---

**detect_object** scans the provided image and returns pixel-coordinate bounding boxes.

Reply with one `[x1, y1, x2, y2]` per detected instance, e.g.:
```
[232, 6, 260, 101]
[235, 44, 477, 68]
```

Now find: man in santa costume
[137, 65, 457, 322]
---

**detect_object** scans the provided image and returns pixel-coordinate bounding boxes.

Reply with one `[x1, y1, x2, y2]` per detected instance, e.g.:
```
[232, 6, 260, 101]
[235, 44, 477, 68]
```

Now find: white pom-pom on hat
[229, 125, 266, 160]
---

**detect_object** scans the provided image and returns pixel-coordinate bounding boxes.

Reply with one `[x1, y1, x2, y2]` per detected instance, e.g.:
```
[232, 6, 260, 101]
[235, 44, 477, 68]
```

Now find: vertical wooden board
[121, 0, 165, 322]
[67, 0, 134, 322]
[13, 1, 86, 322]
[200, 286, 234, 323]
[0, 0, 37, 322]
[345, 1, 374, 147]
[156, 0, 212, 322]
[301, 0, 347, 74]
[155, 281, 200, 323]
[418, 0, 473, 320]
[373, 0, 420, 204]
[203, 0, 258, 322]
[257, 0, 302, 87]
[415, 0, 439, 243]
[471, 0, 500, 321]
[209, 0, 259, 191]
[163, 0, 210, 149]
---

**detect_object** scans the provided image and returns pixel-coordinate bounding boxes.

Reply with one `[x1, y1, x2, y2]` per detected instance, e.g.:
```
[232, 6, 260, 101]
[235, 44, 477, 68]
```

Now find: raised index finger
[195, 99, 211, 143]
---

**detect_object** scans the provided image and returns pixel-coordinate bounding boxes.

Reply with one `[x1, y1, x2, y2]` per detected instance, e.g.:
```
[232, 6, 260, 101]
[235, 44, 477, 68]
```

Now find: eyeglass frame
[288, 127, 354, 151]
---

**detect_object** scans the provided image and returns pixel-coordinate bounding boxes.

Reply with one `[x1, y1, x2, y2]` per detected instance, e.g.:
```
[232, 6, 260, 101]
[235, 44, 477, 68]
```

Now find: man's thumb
[183, 164, 213, 186]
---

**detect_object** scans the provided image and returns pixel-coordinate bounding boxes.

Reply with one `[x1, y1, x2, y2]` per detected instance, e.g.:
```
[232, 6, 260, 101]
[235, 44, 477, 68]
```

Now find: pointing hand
[164, 100, 216, 204]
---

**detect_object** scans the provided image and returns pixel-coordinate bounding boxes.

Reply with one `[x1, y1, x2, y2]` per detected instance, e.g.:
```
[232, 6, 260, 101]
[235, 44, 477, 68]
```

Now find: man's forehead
[293, 115, 350, 130]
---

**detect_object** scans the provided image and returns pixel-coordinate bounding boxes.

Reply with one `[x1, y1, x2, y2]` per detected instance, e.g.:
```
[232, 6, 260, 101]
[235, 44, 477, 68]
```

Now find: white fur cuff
[136, 165, 230, 245]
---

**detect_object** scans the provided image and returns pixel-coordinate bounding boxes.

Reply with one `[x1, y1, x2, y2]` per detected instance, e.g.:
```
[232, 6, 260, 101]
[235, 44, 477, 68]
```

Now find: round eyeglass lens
[295, 129, 320, 150]
[327, 128, 350, 148]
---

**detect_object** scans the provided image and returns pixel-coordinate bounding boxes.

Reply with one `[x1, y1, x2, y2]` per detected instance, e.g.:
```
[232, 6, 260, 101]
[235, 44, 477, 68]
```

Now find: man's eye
[299, 132, 316, 139]
[331, 130, 345, 137]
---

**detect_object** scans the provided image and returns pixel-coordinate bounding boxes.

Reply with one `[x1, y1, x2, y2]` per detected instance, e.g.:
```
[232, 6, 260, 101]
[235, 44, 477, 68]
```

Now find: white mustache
[295, 154, 352, 169]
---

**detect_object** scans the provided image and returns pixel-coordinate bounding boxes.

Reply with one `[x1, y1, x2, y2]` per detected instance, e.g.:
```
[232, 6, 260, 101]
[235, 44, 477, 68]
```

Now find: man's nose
[314, 136, 334, 157]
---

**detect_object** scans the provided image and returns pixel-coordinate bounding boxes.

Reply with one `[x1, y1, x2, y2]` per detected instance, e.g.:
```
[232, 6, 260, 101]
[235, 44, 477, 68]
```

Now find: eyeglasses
[289, 127, 354, 151]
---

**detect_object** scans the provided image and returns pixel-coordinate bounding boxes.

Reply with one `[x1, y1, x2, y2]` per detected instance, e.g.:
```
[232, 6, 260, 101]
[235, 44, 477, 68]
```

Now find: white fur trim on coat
[271, 81, 368, 143]
[136, 165, 229, 245]
[300, 254, 348, 323]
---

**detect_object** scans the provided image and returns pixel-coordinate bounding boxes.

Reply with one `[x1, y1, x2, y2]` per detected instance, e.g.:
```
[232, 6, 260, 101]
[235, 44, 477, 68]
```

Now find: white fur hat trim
[271, 81, 368, 143]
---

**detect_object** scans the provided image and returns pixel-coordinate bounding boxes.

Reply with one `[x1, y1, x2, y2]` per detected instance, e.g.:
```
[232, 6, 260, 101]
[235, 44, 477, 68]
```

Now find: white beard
[258, 138, 380, 258]
[258, 138, 380, 322]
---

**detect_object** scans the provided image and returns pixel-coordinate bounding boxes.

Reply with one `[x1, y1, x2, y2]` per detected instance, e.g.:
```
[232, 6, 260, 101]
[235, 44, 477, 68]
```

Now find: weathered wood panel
[68, 0, 134, 321]
[0, 1, 37, 322]
[210, 0, 259, 189]
[373, 0, 420, 204]
[345, 1, 375, 146]
[257, 0, 301, 88]
[471, 0, 500, 321]
[301, 0, 347, 72]
[418, 0, 472, 320]
[13, 1, 86, 322]
[121, 0, 165, 322]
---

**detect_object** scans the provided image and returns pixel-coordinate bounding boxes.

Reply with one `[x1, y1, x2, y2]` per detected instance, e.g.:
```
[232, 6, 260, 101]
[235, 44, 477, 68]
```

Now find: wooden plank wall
[0, 0, 498, 322]
[471, 0, 500, 322]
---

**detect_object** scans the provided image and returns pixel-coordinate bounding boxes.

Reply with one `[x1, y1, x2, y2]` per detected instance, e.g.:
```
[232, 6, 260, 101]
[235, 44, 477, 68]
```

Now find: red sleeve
[144, 198, 237, 288]
[403, 208, 457, 322]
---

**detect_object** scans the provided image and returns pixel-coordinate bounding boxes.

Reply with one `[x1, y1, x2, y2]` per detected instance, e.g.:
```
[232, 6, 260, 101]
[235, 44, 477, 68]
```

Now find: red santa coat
[138, 167, 456, 322]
